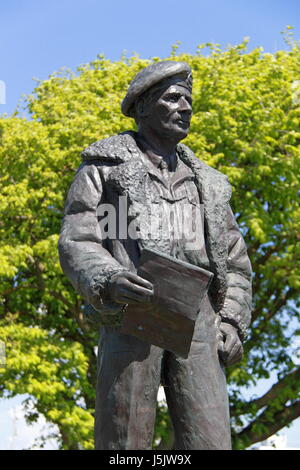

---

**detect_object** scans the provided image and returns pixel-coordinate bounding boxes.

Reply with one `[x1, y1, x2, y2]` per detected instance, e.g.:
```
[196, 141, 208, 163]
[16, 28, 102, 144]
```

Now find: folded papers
[121, 248, 214, 358]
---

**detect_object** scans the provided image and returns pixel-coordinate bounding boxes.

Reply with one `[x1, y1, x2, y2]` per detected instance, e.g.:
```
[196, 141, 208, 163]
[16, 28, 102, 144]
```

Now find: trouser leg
[94, 326, 163, 450]
[162, 295, 232, 450]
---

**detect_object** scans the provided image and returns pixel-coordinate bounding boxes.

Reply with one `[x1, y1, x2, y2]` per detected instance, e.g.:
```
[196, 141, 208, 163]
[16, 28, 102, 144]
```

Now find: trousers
[94, 294, 232, 450]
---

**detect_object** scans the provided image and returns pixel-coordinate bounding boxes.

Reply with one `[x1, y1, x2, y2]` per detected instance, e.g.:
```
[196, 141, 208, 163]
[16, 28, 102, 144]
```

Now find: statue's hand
[217, 322, 243, 366]
[108, 272, 154, 305]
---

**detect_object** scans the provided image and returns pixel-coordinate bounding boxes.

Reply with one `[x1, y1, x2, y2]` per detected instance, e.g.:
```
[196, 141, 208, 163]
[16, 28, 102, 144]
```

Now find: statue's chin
[171, 127, 189, 142]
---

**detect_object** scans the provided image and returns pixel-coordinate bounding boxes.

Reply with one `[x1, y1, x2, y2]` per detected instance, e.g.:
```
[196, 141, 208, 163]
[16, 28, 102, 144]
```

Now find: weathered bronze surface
[58, 61, 252, 450]
[121, 248, 214, 358]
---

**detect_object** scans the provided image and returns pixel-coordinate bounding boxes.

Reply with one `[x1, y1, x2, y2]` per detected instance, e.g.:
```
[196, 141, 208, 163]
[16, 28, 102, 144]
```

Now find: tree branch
[237, 401, 300, 446]
[247, 287, 296, 347]
[251, 286, 280, 322]
[231, 368, 300, 417]
[250, 368, 300, 410]
[263, 288, 296, 322]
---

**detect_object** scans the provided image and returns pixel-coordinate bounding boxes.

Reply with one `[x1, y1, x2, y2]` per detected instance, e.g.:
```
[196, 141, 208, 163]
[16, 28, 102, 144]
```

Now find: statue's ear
[135, 96, 150, 118]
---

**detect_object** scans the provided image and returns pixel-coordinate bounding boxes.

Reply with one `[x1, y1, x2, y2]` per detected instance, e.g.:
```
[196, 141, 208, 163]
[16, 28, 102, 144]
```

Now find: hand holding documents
[121, 248, 214, 358]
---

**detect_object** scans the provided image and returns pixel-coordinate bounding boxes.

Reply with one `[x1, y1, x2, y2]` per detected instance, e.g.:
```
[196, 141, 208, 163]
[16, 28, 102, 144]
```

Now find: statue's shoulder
[81, 131, 136, 163]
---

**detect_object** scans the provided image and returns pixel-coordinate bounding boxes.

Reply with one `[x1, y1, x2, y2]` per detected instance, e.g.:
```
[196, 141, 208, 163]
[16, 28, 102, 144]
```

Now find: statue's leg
[162, 295, 232, 450]
[94, 326, 163, 450]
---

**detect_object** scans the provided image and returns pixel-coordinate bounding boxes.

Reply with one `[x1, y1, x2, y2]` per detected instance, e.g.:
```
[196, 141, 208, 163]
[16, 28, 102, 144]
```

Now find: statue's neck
[136, 129, 178, 159]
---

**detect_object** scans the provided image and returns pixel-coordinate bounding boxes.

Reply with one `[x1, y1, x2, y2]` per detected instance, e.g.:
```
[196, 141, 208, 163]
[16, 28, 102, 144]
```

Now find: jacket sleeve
[58, 162, 128, 317]
[219, 206, 252, 341]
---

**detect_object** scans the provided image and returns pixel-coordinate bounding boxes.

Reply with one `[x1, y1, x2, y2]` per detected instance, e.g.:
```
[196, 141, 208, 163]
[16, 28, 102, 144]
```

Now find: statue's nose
[178, 97, 192, 114]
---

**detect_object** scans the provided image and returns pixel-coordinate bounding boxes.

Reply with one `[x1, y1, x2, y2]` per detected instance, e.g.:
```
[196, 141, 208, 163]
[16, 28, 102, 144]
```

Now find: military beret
[121, 60, 192, 117]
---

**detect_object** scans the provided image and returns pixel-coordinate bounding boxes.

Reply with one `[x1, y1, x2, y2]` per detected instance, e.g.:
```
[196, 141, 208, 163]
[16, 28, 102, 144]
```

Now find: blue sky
[0, 0, 299, 449]
[1, 0, 300, 115]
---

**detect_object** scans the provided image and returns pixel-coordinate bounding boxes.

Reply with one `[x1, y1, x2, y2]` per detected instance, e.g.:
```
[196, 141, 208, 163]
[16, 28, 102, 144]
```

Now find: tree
[0, 36, 299, 449]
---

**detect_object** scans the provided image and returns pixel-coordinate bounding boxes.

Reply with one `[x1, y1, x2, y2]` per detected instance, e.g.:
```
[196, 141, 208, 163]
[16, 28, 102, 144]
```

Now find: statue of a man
[58, 61, 252, 450]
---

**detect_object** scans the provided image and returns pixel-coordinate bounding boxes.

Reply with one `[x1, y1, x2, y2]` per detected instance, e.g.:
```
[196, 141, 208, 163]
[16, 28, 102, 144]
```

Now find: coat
[58, 131, 252, 341]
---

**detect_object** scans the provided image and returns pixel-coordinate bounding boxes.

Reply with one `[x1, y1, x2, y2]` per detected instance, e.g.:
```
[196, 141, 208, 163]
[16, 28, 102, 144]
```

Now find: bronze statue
[58, 61, 252, 450]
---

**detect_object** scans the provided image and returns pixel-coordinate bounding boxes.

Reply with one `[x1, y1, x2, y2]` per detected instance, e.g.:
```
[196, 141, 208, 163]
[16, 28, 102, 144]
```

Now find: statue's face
[146, 83, 192, 140]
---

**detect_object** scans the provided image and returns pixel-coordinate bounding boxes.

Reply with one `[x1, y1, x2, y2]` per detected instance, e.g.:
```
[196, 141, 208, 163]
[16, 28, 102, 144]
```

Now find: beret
[121, 60, 192, 117]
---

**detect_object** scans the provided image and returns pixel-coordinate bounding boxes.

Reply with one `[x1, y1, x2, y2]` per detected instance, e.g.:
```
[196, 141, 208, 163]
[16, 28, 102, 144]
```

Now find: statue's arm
[58, 163, 128, 314]
[219, 205, 253, 342]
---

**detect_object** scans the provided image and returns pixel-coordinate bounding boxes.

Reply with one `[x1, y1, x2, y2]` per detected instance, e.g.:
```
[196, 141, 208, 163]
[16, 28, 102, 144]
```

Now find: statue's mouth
[177, 118, 190, 126]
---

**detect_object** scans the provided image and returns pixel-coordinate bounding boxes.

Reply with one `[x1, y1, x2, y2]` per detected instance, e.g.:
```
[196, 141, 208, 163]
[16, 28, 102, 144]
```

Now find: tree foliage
[0, 35, 299, 449]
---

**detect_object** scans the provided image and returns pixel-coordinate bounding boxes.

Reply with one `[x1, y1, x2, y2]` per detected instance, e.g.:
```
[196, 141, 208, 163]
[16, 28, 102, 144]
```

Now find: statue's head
[121, 61, 193, 141]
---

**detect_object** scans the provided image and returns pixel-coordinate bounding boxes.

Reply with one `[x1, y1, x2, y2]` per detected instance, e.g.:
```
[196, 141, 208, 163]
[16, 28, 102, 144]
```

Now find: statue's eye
[165, 94, 180, 102]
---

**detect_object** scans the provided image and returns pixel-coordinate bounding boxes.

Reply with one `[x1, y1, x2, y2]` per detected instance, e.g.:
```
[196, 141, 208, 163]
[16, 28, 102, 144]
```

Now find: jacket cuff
[218, 308, 249, 342]
[83, 303, 126, 328]
[87, 265, 130, 313]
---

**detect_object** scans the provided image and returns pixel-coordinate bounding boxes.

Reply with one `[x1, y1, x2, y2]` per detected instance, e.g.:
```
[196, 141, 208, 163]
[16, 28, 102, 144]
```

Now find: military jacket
[58, 132, 252, 340]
